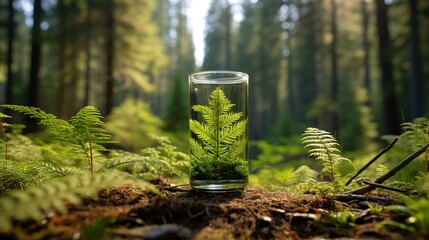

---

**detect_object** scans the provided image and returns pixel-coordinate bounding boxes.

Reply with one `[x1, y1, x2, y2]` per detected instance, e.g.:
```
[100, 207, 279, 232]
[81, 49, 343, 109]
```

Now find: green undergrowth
[251, 118, 429, 195]
[0, 105, 189, 232]
[1, 104, 429, 238]
[249, 118, 429, 238]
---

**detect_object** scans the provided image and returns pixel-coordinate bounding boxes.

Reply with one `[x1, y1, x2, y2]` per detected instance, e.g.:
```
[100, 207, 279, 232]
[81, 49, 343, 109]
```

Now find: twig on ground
[361, 180, 410, 194]
[334, 194, 396, 204]
[346, 143, 429, 195]
[345, 138, 398, 186]
[362, 180, 426, 197]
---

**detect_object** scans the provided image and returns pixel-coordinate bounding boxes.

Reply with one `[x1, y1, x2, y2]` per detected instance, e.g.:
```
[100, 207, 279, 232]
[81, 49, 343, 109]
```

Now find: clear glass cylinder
[189, 71, 249, 192]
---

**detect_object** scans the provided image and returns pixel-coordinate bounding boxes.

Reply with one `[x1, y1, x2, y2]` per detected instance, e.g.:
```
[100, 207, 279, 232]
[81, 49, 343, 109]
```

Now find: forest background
[0, 0, 428, 164]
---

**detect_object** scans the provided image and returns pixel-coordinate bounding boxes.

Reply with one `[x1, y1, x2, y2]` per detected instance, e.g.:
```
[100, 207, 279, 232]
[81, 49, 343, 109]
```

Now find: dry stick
[346, 142, 429, 195]
[361, 180, 410, 194]
[345, 138, 398, 186]
[334, 194, 395, 204]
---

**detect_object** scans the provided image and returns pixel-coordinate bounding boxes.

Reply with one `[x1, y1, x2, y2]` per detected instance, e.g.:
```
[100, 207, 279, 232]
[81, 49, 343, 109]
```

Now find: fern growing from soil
[189, 87, 248, 180]
[2, 105, 114, 174]
[0, 105, 189, 233]
[302, 127, 349, 193]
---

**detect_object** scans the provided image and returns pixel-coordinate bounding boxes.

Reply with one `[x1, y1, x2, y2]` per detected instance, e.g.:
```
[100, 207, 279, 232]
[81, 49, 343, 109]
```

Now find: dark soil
[3, 182, 413, 240]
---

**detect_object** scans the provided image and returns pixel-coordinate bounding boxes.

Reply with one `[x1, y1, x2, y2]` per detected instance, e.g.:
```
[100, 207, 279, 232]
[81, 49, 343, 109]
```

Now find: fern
[0, 105, 177, 189]
[104, 136, 189, 179]
[290, 165, 319, 185]
[2, 105, 114, 174]
[105, 151, 175, 178]
[33, 157, 82, 177]
[139, 135, 190, 178]
[401, 117, 429, 172]
[0, 105, 183, 234]
[189, 87, 248, 180]
[295, 181, 336, 196]
[0, 133, 47, 192]
[0, 171, 160, 233]
[0, 160, 45, 192]
[401, 118, 429, 145]
[0, 105, 175, 234]
[0, 113, 11, 160]
[68, 106, 114, 174]
[302, 127, 348, 192]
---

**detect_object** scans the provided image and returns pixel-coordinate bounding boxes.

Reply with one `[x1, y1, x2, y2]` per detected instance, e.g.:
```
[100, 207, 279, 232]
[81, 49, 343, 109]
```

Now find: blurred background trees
[0, 0, 428, 153]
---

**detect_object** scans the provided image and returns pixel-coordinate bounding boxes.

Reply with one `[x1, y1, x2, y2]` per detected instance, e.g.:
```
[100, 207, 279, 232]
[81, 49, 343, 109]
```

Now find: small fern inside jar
[189, 71, 249, 192]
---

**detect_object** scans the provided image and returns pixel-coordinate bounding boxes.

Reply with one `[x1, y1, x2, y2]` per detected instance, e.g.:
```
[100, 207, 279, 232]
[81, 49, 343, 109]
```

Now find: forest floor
[4, 181, 413, 240]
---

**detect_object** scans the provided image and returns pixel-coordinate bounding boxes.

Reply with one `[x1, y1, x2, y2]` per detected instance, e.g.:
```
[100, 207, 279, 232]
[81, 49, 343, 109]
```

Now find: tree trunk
[5, 0, 15, 114]
[408, 0, 423, 119]
[361, 0, 370, 98]
[286, 3, 294, 122]
[26, 0, 42, 132]
[57, 0, 66, 119]
[84, 0, 92, 107]
[330, 0, 338, 133]
[224, 0, 232, 69]
[105, 0, 115, 116]
[69, 41, 79, 116]
[375, 0, 401, 134]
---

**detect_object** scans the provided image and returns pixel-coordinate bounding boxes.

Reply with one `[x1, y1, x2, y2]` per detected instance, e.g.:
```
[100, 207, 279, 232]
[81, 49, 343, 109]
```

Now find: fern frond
[66, 107, 114, 174]
[69, 106, 113, 145]
[103, 153, 145, 169]
[190, 119, 213, 143]
[32, 158, 82, 177]
[6, 134, 44, 161]
[4, 105, 115, 174]
[290, 165, 318, 185]
[190, 138, 205, 158]
[105, 141, 189, 179]
[401, 118, 429, 171]
[1, 105, 70, 138]
[208, 88, 235, 115]
[401, 117, 429, 147]
[0, 160, 45, 192]
[104, 152, 173, 174]
[0, 171, 158, 233]
[148, 136, 190, 177]
[192, 105, 215, 126]
[302, 127, 347, 190]
[220, 119, 248, 145]
[1, 105, 55, 121]
[229, 138, 247, 158]
[219, 112, 242, 129]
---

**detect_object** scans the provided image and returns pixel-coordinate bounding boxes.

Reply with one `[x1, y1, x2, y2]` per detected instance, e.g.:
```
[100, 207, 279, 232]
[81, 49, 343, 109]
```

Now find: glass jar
[189, 71, 249, 192]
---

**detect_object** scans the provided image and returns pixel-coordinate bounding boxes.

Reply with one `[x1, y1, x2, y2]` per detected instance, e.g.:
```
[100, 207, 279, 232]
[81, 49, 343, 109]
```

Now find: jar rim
[189, 70, 248, 84]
